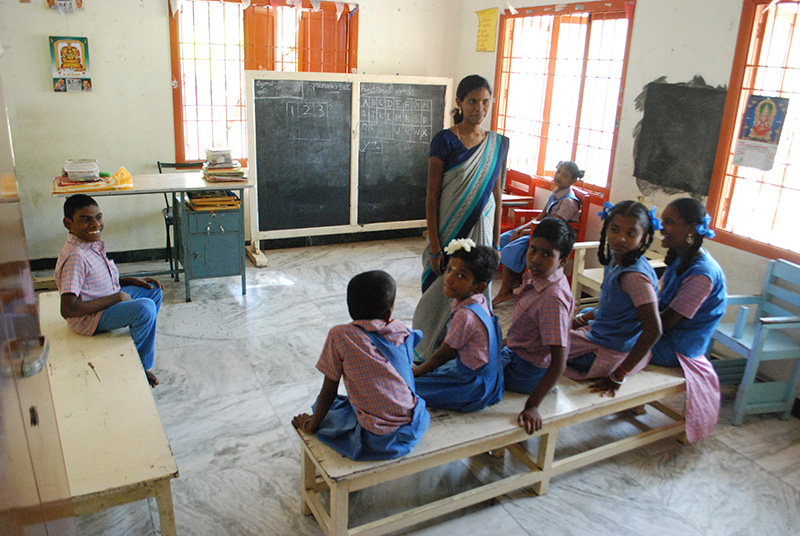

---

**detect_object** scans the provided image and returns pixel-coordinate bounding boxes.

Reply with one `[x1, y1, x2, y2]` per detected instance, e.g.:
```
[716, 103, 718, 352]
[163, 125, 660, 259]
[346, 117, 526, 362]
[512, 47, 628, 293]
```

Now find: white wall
[0, 0, 778, 300]
[0, 0, 461, 260]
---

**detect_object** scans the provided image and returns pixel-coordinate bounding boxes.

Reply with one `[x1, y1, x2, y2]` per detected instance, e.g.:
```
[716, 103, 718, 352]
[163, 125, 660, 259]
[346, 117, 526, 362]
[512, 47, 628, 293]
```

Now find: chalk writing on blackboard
[359, 96, 433, 152]
[287, 101, 330, 141]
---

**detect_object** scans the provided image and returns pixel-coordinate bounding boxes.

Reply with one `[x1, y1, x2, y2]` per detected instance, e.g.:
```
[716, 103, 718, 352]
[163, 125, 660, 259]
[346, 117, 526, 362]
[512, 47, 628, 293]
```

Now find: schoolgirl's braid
[664, 198, 708, 276]
[597, 200, 655, 267]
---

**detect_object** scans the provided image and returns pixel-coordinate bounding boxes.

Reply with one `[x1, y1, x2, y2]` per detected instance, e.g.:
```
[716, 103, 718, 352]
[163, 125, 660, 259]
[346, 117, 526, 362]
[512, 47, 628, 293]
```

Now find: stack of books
[202, 161, 247, 182]
[186, 190, 241, 211]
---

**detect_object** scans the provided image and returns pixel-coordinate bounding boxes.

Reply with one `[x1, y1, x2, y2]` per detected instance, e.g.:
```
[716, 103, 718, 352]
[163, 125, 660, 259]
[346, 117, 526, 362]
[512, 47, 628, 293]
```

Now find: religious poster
[47, 0, 84, 14]
[732, 95, 789, 171]
[476, 8, 498, 52]
[49, 36, 91, 93]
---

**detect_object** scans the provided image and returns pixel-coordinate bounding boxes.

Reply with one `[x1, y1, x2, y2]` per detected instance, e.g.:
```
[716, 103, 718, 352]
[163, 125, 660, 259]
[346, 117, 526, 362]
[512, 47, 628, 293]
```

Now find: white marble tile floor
[64, 237, 800, 536]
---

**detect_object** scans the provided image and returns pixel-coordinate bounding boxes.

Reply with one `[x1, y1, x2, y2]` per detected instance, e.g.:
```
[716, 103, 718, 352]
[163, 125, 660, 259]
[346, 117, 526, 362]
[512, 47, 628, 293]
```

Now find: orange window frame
[707, 0, 800, 264]
[491, 1, 635, 199]
[168, 0, 358, 164]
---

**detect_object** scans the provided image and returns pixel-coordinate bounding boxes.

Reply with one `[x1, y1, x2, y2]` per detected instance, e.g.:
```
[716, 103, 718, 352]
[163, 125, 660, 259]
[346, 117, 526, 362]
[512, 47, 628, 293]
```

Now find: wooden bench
[37, 291, 179, 534]
[296, 366, 686, 536]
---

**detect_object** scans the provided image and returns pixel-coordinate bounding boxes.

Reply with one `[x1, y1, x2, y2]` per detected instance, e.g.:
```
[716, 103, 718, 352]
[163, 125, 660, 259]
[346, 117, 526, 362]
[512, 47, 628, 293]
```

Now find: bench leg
[630, 405, 647, 415]
[533, 430, 558, 496]
[154, 480, 177, 536]
[300, 447, 315, 516]
[330, 481, 350, 536]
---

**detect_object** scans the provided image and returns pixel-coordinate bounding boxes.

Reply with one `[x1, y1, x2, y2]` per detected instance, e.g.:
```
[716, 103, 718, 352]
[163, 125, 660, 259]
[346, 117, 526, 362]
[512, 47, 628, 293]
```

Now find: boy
[493, 160, 584, 306]
[292, 270, 429, 461]
[55, 194, 164, 387]
[500, 217, 576, 433]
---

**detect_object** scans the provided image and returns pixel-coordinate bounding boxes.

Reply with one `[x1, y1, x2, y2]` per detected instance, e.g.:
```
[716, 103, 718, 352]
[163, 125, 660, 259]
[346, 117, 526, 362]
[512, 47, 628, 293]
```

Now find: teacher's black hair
[453, 75, 492, 125]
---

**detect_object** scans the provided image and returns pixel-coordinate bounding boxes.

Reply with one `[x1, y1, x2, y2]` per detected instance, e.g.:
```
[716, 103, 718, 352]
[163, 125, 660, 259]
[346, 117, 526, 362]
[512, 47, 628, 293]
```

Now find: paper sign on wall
[49, 36, 91, 93]
[732, 95, 789, 171]
[476, 8, 498, 52]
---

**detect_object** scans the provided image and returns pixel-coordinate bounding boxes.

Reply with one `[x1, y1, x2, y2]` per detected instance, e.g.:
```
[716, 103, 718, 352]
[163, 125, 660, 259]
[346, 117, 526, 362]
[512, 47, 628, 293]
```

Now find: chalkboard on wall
[357, 83, 446, 224]
[633, 82, 727, 196]
[253, 79, 352, 231]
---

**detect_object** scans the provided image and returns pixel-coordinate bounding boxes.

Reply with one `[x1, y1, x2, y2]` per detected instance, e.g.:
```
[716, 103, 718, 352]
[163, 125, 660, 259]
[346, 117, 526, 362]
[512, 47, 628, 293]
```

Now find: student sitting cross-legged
[501, 218, 576, 434]
[55, 194, 164, 387]
[413, 239, 503, 413]
[292, 270, 430, 461]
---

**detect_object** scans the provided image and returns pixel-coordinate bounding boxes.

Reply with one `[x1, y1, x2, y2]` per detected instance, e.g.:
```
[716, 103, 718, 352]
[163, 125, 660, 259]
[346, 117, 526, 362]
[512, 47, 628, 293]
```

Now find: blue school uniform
[650, 253, 727, 366]
[314, 329, 430, 461]
[498, 188, 581, 272]
[586, 254, 659, 352]
[414, 303, 504, 412]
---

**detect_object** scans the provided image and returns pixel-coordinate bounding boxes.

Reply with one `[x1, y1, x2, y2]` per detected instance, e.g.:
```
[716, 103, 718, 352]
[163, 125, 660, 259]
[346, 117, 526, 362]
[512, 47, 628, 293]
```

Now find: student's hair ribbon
[696, 215, 716, 239]
[648, 206, 663, 231]
[598, 201, 614, 220]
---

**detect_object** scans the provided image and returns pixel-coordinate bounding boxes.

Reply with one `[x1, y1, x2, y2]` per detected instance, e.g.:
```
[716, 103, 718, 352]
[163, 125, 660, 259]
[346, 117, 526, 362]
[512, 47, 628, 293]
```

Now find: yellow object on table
[51, 166, 134, 194]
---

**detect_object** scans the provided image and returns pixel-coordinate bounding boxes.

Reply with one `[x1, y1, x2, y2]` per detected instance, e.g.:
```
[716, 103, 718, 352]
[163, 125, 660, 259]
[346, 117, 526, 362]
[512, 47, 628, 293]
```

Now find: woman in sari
[412, 75, 510, 360]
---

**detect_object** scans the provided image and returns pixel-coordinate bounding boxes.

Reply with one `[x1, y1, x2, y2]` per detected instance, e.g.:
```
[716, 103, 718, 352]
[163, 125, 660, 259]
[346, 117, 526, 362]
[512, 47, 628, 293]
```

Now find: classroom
[1, 0, 799, 535]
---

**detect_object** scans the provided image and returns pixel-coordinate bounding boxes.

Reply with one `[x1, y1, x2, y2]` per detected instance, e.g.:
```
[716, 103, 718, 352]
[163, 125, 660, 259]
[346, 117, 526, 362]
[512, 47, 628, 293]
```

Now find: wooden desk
[501, 193, 535, 207]
[38, 291, 179, 534]
[55, 172, 254, 301]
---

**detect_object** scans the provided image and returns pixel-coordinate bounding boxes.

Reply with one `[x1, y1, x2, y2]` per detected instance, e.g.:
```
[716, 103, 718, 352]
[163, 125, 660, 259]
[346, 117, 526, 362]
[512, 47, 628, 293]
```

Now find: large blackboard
[633, 82, 727, 196]
[253, 79, 352, 231]
[357, 83, 446, 224]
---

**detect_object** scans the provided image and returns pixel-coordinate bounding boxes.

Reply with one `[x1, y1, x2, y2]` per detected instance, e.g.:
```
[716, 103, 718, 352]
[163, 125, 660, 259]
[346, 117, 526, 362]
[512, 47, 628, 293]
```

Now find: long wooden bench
[37, 291, 179, 534]
[296, 367, 686, 536]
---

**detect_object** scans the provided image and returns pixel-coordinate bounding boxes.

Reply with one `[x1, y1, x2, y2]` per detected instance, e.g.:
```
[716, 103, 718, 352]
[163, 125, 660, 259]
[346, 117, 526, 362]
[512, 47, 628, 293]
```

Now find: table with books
[53, 170, 253, 301]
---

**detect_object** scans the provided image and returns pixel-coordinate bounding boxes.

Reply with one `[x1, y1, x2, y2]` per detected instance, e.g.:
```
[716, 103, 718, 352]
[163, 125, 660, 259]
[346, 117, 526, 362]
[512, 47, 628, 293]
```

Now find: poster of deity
[49, 36, 91, 93]
[732, 95, 789, 171]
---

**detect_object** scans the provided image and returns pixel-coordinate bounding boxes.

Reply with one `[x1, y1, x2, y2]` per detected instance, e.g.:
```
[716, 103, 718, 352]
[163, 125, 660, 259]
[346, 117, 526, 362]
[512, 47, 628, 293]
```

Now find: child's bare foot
[492, 290, 515, 307]
[145, 370, 160, 388]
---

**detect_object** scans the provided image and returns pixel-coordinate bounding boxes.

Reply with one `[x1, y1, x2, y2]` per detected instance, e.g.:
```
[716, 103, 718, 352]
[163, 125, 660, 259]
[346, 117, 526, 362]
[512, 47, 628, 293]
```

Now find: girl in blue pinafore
[413, 240, 503, 412]
[566, 200, 664, 397]
[652, 197, 726, 441]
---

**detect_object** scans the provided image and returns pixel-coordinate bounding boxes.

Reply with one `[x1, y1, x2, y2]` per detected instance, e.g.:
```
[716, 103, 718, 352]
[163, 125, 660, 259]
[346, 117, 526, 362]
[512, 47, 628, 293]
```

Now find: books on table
[202, 160, 247, 182]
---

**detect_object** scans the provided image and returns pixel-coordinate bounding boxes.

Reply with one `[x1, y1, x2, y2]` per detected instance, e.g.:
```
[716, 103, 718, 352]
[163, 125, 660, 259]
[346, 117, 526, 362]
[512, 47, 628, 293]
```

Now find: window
[708, 0, 799, 263]
[168, 0, 358, 163]
[492, 1, 634, 196]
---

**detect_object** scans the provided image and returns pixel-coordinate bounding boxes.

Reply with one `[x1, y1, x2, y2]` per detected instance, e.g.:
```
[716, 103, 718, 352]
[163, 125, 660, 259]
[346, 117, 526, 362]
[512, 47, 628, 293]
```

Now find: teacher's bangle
[431, 250, 443, 258]
[493, 244, 501, 252]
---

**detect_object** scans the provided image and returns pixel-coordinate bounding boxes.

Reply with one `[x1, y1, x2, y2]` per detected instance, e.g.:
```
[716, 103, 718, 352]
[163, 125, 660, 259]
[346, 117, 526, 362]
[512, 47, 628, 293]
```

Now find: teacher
[412, 74, 510, 360]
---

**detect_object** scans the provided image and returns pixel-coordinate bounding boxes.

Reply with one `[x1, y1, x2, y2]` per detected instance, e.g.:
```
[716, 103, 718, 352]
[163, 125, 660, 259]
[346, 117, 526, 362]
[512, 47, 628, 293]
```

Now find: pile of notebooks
[186, 190, 241, 211]
[203, 148, 246, 182]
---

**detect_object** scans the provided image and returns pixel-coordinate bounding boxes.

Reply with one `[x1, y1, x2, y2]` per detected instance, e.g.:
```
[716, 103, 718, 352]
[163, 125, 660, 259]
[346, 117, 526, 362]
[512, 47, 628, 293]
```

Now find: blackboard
[357, 83, 446, 224]
[633, 82, 727, 196]
[253, 79, 352, 231]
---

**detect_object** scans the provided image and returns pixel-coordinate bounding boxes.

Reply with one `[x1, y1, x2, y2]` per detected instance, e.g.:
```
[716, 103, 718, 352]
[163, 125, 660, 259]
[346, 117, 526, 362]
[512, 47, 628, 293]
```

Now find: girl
[651, 198, 725, 441]
[493, 160, 584, 306]
[412, 74, 510, 361]
[566, 200, 663, 396]
[414, 239, 503, 412]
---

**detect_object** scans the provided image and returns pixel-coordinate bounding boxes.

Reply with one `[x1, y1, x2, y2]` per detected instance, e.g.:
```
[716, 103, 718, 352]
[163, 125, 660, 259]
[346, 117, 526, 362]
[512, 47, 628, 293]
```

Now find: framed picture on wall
[49, 36, 91, 93]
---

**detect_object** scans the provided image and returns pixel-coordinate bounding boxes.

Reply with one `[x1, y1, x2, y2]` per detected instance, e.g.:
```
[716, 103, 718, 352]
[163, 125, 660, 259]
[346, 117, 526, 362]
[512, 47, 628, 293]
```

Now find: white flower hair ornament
[444, 238, 476, 255]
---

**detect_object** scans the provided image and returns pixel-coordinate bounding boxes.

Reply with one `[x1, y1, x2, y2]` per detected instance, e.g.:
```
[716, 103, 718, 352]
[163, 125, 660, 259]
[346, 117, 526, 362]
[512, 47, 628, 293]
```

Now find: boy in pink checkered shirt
[54, 194, 163, 387]
[501, 217, 575, 434]
[292, 270, 429, 461]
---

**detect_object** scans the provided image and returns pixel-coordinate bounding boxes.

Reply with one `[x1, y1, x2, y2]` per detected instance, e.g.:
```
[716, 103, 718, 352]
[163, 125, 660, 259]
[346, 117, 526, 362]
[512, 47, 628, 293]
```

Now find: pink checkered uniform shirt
[663, 273, 720, 443]
[548, 187, 581, 222]
[566, 271, 657, 380]
[506, 269, 573, 368]
[54, 233, 121, 336]
[444, 293, 492, 370]
[316, 319, 417, 436]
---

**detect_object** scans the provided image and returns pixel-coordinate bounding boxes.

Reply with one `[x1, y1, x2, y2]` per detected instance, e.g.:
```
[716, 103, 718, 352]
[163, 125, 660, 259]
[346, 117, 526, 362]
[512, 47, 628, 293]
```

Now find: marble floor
[64, 237, 800, 536]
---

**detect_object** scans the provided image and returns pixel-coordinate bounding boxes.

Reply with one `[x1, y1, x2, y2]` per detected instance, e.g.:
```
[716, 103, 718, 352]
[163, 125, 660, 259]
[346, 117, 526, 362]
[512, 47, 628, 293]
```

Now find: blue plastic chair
[712, 259, 800, 425]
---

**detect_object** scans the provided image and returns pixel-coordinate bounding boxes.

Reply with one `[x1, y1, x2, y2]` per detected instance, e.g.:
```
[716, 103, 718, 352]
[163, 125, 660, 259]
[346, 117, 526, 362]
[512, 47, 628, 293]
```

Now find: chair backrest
[157, 161, 204, 174]
[505, 169, 535, 197]
[759, 259, 800, 319]
[567, 185, 594, 242]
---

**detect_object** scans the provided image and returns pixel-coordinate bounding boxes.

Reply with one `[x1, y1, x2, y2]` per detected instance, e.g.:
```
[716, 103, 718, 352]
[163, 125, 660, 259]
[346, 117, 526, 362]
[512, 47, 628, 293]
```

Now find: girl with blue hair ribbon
[566, 200, 663, 397]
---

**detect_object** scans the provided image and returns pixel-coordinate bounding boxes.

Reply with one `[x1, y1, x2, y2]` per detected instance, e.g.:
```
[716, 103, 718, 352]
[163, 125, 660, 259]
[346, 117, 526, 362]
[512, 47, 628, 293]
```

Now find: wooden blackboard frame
[244, 71, 452, 253]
